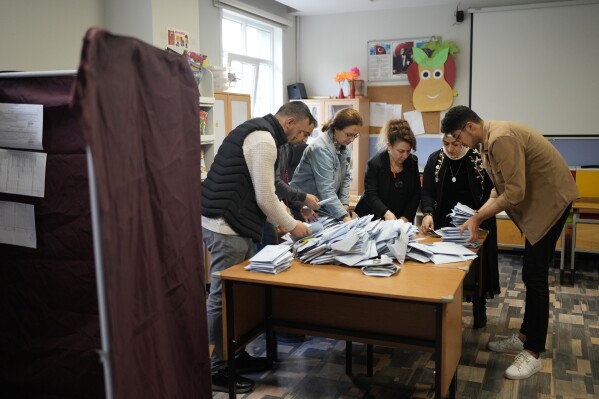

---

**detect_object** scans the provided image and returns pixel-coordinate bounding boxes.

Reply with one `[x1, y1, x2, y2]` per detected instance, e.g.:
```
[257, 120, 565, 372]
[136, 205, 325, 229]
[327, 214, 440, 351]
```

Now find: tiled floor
[214, 253, 599, 398]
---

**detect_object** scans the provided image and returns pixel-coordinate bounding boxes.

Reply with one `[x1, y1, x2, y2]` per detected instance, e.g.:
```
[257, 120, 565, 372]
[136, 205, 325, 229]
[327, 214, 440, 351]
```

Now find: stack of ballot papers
[448, 202, 476, 226]
[433, 202, 482, 247]
[288, 214, 419, 267]
[245, 245, 293, 274]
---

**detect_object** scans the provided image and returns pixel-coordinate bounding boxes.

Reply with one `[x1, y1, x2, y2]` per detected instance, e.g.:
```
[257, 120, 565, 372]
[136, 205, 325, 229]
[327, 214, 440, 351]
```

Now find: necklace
[389, 158, 402, 178]
[448, 157, 464, 183]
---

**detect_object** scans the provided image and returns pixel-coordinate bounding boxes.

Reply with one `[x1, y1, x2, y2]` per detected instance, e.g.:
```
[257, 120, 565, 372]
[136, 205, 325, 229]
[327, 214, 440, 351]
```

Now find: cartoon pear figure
[408, 47, 455, 112]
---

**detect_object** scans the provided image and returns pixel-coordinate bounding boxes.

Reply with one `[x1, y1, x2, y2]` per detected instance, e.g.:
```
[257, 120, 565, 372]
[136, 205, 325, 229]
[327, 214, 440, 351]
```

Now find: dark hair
[440, 105, 482, 134]
[377, 118, 416, 151]
[321, 108, 362, 132]
[276, 101, 317, 127]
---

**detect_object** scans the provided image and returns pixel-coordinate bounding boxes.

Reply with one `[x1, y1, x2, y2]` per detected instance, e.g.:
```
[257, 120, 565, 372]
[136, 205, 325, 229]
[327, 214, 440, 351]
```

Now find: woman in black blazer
[355, 119, 421, 222]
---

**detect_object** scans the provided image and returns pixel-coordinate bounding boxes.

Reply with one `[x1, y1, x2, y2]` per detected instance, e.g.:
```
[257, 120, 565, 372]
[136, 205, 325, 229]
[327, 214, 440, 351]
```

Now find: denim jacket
[290, 130, 351, 219]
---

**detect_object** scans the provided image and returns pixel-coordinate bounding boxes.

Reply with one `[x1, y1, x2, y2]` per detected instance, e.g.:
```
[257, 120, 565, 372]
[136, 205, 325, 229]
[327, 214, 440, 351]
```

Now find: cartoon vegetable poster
[407, 40, 459, 112]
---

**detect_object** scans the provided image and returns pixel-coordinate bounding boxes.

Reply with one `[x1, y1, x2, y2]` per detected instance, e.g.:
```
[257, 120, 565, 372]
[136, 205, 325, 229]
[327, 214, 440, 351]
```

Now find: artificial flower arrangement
[334, 67, 361, 98]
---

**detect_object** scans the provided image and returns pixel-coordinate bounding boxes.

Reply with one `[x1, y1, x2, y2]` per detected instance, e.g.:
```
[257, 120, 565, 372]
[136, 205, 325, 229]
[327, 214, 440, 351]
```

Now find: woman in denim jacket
[290, 108, 363, 223]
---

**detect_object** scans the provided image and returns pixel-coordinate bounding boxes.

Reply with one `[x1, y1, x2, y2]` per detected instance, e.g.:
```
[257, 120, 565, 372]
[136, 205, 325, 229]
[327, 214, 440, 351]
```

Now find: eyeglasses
[344, 131, 360, 140]
[451, 123, 468, 140]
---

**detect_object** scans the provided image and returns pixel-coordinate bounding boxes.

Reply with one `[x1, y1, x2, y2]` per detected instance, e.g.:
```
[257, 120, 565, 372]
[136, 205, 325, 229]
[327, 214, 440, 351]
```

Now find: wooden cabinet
[295, 98, 370, 196]
[214, 92, 251, 137]
[496, 213, 562, 250]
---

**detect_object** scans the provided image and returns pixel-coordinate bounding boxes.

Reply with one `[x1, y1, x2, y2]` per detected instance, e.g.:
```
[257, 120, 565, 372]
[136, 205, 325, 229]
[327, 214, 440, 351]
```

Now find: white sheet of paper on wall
[0, 200, 37, 248]
[0, 103, 44, 150]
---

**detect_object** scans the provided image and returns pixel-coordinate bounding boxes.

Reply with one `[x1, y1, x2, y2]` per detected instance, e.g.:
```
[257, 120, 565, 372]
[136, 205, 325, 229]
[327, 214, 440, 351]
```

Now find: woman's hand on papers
[420, 214, 434, 234]
[304, 194, 320, 210]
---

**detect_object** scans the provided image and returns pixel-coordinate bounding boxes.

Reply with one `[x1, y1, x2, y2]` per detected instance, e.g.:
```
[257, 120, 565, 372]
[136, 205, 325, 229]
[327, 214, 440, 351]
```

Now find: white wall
[0, 0, 200, 72]
[297, 4, 471, 106]
[0, 0, 103, 71]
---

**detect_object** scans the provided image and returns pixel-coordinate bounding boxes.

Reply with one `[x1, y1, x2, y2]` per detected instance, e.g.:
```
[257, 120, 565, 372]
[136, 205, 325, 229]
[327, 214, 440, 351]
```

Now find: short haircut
[440, 105, 482, 134]
[276, 101, 317, 127]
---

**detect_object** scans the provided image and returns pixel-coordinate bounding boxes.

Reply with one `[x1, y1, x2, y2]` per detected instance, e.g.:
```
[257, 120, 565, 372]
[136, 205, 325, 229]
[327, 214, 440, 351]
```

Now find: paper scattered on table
[361, 264, 400, 277]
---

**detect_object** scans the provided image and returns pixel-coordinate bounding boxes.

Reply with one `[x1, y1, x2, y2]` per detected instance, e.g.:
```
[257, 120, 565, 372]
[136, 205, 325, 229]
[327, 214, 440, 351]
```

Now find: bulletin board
[367, 37, 434, 82]
[367, 85, 440, 134]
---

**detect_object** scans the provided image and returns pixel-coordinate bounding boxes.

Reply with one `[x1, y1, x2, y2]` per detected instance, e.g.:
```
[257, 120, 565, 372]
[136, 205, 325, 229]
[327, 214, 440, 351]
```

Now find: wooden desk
[221, 257, 470, 398]
[561, 198, 599, 283]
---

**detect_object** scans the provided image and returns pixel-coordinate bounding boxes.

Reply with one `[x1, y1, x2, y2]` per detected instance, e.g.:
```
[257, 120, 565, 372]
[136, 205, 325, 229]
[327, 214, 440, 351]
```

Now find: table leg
[345, 341, 353, 375]
[570, 212, 577, 284]
[225, 281, 237, 399]
[559, 223, 566, 284]
[265, 287, 277, 365]
[367, 344, 373, 376]
[448, 371, 457, 398]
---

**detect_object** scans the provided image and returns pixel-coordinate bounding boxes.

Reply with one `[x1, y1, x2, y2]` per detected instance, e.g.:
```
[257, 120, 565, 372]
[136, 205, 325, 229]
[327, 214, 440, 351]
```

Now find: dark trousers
[520, 204, 571, 354]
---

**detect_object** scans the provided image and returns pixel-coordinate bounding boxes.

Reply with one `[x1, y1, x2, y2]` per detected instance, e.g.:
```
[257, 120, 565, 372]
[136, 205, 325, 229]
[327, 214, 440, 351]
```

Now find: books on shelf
[200, 148, 206, 175]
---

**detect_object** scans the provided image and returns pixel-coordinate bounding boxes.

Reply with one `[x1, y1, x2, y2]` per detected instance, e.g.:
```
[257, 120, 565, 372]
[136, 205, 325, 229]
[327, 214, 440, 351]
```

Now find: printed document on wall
[0, 149, 47, 197]
[0, 200, 36, 248]
[0, 103, 44, 150]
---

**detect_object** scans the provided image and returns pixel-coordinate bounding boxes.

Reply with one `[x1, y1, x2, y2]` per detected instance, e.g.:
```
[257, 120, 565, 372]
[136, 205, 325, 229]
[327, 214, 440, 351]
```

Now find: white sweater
[202, 131, 297, 235]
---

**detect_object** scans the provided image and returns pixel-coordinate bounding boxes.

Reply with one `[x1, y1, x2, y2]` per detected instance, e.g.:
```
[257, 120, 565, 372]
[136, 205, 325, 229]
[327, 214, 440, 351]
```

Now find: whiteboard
[469, 1, 599, 136]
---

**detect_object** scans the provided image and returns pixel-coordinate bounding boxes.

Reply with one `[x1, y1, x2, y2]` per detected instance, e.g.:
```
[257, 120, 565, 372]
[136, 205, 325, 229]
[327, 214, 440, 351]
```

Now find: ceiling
[273, 0, 579, 16]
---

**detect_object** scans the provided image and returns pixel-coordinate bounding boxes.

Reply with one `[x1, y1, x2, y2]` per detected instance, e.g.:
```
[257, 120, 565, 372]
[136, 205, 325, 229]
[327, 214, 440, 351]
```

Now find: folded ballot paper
[361, 264, 400, 277]
[245, 244, 293, 274]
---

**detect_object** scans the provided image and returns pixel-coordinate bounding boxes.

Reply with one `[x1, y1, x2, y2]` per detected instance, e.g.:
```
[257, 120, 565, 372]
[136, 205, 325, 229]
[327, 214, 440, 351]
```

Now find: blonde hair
[376, 118, 417, 151]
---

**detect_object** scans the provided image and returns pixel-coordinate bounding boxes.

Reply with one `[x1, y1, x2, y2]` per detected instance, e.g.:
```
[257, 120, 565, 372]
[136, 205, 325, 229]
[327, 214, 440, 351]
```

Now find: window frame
[221, 9, 282, 117]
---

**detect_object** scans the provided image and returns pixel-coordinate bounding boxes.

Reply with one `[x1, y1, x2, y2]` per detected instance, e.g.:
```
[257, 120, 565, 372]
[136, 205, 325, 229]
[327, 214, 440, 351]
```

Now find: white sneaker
[504, 350, 541, 379]
[488, 334, 524, 354]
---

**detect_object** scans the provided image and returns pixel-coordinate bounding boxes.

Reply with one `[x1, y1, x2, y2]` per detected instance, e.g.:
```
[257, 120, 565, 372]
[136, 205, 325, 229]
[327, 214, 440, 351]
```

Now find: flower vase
[349, 81, 355, 98]
[338, 87, 345, 99]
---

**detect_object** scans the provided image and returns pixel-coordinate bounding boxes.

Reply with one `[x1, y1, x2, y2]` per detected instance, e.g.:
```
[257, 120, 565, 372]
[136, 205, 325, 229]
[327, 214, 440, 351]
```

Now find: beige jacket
[482, 121, 579, 245]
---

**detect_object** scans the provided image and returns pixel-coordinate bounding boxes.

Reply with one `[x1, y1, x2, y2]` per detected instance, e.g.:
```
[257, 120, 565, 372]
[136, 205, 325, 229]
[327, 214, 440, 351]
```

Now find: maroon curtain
[70, 28, 210, 398]
[0, 76, 104, 396]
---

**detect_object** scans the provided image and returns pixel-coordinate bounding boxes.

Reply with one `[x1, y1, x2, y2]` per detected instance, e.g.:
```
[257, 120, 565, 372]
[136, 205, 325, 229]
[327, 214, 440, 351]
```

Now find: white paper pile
[288, 214, 419, 268]
[245, 245, 294, 274]
[434, 202, 481, 247]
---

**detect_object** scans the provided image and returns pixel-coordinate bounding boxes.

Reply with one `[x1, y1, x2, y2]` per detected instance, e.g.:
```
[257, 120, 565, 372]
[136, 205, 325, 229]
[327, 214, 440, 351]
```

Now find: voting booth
[0, 28, 210, 398]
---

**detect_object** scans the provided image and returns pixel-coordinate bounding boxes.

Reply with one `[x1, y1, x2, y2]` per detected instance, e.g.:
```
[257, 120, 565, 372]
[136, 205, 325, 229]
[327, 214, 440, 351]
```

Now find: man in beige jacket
[441, 106, 579, 380]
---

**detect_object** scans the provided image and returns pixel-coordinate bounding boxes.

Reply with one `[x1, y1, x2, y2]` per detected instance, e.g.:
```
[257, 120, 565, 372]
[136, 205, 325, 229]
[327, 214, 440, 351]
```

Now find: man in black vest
[202, 101, 315, 393]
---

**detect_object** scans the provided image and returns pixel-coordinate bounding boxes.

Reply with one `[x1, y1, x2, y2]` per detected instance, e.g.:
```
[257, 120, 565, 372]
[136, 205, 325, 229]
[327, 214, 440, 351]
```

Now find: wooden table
[561, 198, 599, 284]
[220, 246, 481, 398]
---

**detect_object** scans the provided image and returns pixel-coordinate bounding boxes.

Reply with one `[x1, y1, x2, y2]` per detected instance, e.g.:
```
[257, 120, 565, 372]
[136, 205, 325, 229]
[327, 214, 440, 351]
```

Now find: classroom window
[222, 9, 282, 117]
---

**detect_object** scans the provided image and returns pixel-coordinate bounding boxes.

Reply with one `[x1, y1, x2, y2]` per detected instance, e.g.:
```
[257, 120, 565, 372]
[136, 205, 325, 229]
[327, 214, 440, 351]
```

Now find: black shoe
[211, 369, 254, 393]
[276, 332, 307, 343]
[235, 350, 269, 374]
